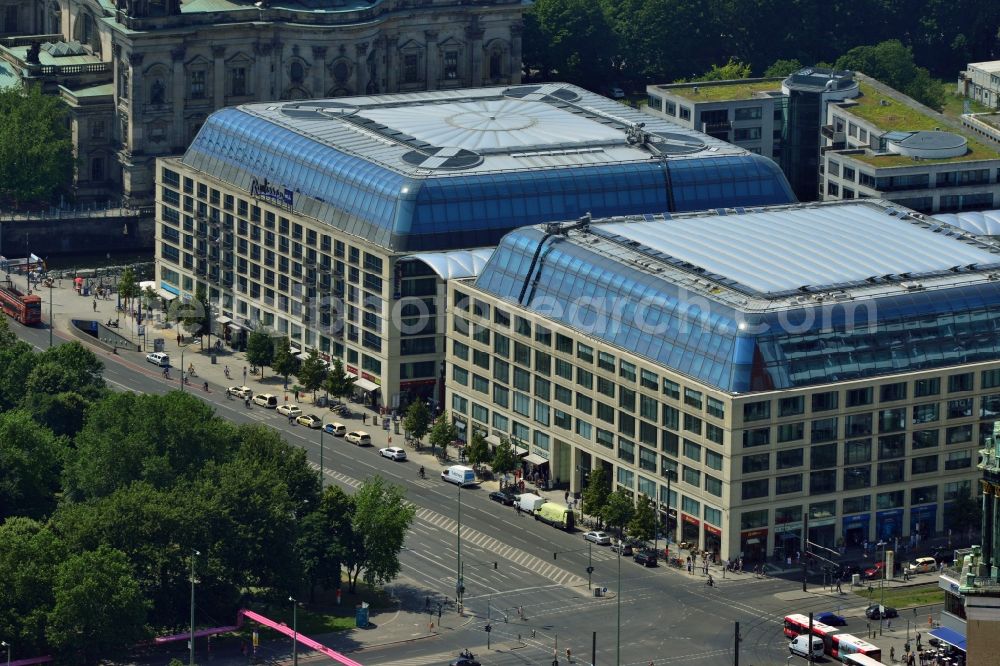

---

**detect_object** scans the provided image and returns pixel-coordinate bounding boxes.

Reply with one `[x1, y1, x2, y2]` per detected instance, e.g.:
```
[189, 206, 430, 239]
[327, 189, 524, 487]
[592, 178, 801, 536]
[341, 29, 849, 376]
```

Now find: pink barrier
[152, 626, 240, 644]
[239, 609, 364, 666]
[10, 658, 53, 666]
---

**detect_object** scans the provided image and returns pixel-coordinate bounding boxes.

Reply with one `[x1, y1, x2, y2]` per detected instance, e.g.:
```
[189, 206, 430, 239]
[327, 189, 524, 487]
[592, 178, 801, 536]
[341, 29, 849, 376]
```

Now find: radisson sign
[250, 177, 293, 207]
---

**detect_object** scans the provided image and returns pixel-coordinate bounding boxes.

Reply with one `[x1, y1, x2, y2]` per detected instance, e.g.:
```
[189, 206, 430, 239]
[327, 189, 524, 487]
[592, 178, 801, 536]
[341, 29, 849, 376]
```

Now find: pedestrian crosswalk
[414, 507, 588, 589]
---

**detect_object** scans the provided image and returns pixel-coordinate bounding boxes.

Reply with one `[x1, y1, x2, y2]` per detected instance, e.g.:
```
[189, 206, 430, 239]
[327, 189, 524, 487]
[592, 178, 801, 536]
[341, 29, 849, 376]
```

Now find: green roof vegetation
[665, 79, 782, 102]
[842, 81, 1000, 166]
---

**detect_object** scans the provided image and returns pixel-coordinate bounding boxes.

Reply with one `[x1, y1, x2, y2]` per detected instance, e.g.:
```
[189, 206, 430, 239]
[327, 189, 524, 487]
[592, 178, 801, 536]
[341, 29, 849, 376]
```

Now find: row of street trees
[0, 317, 414, 664]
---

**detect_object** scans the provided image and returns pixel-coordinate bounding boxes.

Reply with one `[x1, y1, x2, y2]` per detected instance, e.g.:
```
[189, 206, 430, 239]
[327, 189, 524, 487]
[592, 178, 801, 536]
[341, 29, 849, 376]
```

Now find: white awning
[227, 322, 244, 331]
[353, 377, 380, 392]
[523, 453, 549, 466]
[296, 352, 310, 362]
[486, 434, 502, 447]
[514, 445, 529, 457]
[289, 346, 301, 355]
[215, 315, 232, 324]
[157, 289, 178, 301]
[139, 280, 156, 290]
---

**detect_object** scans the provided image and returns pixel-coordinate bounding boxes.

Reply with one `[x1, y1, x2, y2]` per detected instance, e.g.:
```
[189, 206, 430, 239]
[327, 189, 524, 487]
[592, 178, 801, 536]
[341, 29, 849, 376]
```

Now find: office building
[822, 77, 1000, 214]
[958, 61, 1000, 110]
[154, 83, 795, 410]
[0, 0, 525, 203]
[447, 199, 1000, 561]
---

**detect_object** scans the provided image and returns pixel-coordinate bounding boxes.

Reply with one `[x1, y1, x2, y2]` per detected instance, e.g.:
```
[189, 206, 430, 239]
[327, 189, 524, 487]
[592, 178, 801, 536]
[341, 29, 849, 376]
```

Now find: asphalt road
[11, 320, 913, 666]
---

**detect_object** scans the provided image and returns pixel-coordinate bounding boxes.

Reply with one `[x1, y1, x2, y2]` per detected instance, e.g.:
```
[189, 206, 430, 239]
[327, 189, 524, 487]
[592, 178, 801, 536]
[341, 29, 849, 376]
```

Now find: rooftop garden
[663, 79, 782, 102]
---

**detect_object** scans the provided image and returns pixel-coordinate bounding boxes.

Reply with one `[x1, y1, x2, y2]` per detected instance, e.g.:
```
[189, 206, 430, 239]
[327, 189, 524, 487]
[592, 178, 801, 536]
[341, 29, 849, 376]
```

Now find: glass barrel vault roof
[180, 84, 795, 252]
[474, 201, 1000, 393]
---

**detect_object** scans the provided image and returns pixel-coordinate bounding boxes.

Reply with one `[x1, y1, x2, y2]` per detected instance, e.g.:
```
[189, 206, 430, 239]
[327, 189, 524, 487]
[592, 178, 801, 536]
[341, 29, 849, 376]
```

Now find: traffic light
[485, 624, 492, 633]
[586, 566, 594, 574]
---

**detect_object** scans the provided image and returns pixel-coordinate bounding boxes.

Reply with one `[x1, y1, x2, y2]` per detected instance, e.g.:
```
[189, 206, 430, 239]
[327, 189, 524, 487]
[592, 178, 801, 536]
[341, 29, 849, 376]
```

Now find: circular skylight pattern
[502, 84, 582, 103]
[279, 101, 359, 120]
[355, 98, 621, 152]
[647, 131, 707, 155]
[401, 146, 484, 170]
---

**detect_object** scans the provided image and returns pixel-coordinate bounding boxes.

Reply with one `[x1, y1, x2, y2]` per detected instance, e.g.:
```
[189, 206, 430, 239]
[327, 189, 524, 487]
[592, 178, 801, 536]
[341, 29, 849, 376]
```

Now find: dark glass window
[877, 460, 904, 484]
[811, 392, 838, 412]
[776, 448, 803, 469]
[809, 470, 837, 494]
[811, 443, 837, 469]
[742, 479, 769, 500]
[779, 396, 804, 417]
[843, 465, 871, 490]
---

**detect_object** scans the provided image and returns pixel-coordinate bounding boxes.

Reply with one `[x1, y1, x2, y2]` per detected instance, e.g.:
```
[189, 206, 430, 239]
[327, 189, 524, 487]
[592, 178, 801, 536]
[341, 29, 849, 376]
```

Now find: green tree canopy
[835, 39, 944, 110]
[272, 338, 298, 389]
[0, 518, 65, 653]
[601, 488, 635, 538]
[46, 545, 150, 665]
[524, 0, 617, 85]
[117, 266, 139, 310]
[627, 493, 657, 542]
[764, 58, 803, 77]
[323, 358, 355, 403]
[694, 57, 752, 82]
[427, 412, 457, 458]
[0, 84, 74, 208]
[296, 349, 327, 398]
[581, 466, 611, 524]
[0, 410, 65, 520]
[464, 431, 490, 472]
[295, 485, 354, 601]
[181, 286, 212, 340]
[403, 399, 432, 443]
[490, 437, 518, 483]
[245, 329, 274, 378]
[346, 476, 416, 593]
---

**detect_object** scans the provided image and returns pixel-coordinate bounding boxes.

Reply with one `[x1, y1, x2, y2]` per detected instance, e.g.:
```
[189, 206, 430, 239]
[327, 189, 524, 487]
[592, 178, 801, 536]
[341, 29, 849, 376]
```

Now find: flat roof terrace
[651, 78, 783, 102]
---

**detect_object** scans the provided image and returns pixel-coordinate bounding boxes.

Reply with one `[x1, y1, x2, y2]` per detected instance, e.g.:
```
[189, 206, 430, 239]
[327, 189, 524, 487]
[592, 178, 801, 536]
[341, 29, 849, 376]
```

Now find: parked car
[908, 556, 937, 574]
[489, 490, 517, 506]
[296, 414, 323, 429]
[346, 430, 371, 446]
[379, 446, 407, 461]
[226, 385, 253, 399]
[864, 562, 885, 579]
[610, 540, 633, 556]
[253, 393, 278, 408]
[815, 611, 847, 626]
[146, 352, 170, 367]
[633, 550, 658, 567]
[584, 530, 612, 546]
[277, 404, 302, 417]
[865, 604, 898, 620]
[323, 422, 347, 436]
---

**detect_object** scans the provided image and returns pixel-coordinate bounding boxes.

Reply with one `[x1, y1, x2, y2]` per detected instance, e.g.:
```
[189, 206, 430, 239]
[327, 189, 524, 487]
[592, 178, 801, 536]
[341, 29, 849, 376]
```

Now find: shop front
[842, 513, 870, 548]
[876, 508, 904, 541]
[740, 528, 767, 562]
[704, 523, 722, 559]
[808, 517, 837, 551]
[910, 504, 937, 540]
[346, 365, 381, 408]
[773, 522, 802, 562]
[681, 513, 701, 549]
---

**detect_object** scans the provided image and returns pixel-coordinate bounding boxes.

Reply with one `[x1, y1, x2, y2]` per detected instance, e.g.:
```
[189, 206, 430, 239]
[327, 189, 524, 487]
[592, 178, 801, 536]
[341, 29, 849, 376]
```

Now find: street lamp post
[616, 543, 622, 666]
[190, 549, 199, 666]
[289, 596, 298, 666]
[319, 426, 325, 488]
[878, 540, 887, 636]
[2, 640, 11, 666]
[181, 347, 186, 393]
[47, 281, 53, 348]
[456, 484, 463, 611]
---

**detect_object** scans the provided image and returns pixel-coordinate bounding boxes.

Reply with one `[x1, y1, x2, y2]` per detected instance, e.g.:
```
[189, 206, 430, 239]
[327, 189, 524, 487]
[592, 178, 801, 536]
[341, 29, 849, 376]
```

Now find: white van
[253, 393, 278, 408]
[789, 635, 824, 660]
[441, 465, 477, 487]
[517, 493, 546, 513]
[146, 351, 170, 367]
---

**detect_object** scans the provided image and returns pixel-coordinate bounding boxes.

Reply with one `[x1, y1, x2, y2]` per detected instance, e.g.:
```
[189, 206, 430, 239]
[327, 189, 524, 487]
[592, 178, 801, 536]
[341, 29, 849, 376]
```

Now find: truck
[0, 280, 42, 325]
[517, 493, 546, 513]
[441, 465, 477, 487]
[535, 502, 575, 530]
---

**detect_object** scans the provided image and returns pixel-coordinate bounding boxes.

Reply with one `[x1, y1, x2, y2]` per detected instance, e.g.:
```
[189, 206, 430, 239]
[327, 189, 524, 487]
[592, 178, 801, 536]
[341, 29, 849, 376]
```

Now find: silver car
[584, 530, 612, 545]
[379, 446, 407, 461]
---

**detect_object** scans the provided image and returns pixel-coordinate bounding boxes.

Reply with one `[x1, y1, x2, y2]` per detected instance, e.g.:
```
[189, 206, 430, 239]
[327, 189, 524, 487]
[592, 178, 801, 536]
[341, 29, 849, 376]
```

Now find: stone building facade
[1, 0, 523, 204]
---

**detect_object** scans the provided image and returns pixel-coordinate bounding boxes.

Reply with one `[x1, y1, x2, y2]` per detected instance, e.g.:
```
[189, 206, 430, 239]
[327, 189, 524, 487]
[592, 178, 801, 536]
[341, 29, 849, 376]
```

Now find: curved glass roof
[474, 202, 1000, 393]
[934, 210, 1000, 237]
[181, 84, 795, 252]
[402, 249, 495, 280]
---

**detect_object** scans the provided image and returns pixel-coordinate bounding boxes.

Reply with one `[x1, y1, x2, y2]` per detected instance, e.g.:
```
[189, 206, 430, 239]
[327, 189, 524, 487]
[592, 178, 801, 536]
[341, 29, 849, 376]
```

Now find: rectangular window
[948, 398, 973, 419]
[513, 367, 531, 391]
[914, 377, 941, 397]
[983, 369, 1000, 390]
[493, 384, 509, 408]
[844, 438, 872, 464]
[743, 400, 770, 422]
[639, 446, 657, 472]
[877, 460, 904, 484]
[662, 404, 679, 430]
[555, 358, 573, 380]
[597, 350, 615, 372]
[514, 341, 531, 367]
[705, 475, 722, 497]
[946, 450, 972, 470]
[576, 394, 592, 415]
[777, 448, 803, 469]
[811, 443, 838, 469]
[843, 495, 871, 515]
[876, 490, 904, 510]
[683, 465, 701, 488]
[472, 374, 490, 394]
[576, 419, 593, 440]
[742, 453, 769, 474]
[705, 449, 723, 471]
[811, 391, 839, 412]
[706, 423, 724, 444]
[742, 427, 770, 447]
[683, 413, 702, 435]
[740, 509, 768, 530]
[878, 433, 906, 459]
[912, 485, 937, 505]
[777, 422, 804, 442]
[515, 316, 531, 337]
[597, 376, 616, 398]
[534, 401, 550, 426]
[553, 408, 571, 430]
[912, 429, 939, 450]
[640, 369, 658, 390]
[452, 366, 469, 386]
[576, 368, 593, 389]
[912, 403, 939, 424]
[846, 387, 872, 407]
[662, 379, 680, 399]
[811, 417, 838, 443]
[576, 342, 594, 364]
[493, 307, 509, 327]
[843, 465, 871, 490]
[779, 396, 804, 417]
[534, 324, 551, 346]
[845, 413, 872, 437]
[493, 333, 509, 358]
[493, 359, 509, 383]
[619, 387, 636, 412]
[662, 431, 679, 456]
[809, 470, 837, 494]
[880, 382, 907, 402]
[640, 395, 658, 421]
[742, 479, 769, 500]
[946, 424, 973, 445]
[555, 333, 573, 354]
[911, 455, 938, 475]
[596, 402, 615, 424]
[535, 351, 551, 376]
[472, 349, 490, 370]
[554, 384, 572, 405]
[949, 372, 973, 393]
[775, 474, 803, 495]
[596, 428, 614, 449]
[534, 376, 550, 400]
[619, 360, 637, 382]
[878, 408, 906, 433]
[706, 397, 725, 419]
[684, 388, 703, 409]
[453, 340, 469, 360]
[512, 392, 530, 417]
[639, 420, 658, 446]
[683, 439, 701, 462]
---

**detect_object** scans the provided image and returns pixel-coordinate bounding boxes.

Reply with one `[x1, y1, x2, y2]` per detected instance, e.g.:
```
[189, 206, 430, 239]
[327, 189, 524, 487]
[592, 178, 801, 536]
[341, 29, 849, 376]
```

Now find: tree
[30, 341, 106, 400]
[694, 57, 752, 82]
[491, 437, 518, 485]
[403, 400, 432, 446]
[627, 493, 657, 542]
[323, 358, 355, 403]
[0, 83, 73, 208]
[181, 285, 212, 341]
[524, 0, 618, 86]
[464, 431, 490, 473]
[764, 58, 803, 78]
[246, 329, 274, 379]
[117, 266, 139, 312]
[427, 412, 457, 459]
[296, 349, 327, 399]
[272, 338, 298, 389]
[0, 410, 65, 520]
[46, 545, 150, 665]
[601, 488, 635, 538]
[345, 476, 416, 593]
[295, 485, 354, 601]
[835, 39, 943, 110]
[581, 466, 611, 525]
[0, 518, 65, 654]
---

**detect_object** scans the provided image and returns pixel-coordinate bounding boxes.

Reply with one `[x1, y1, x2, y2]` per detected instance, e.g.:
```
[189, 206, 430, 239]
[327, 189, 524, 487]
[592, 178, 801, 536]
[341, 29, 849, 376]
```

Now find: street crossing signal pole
[456, 484, 463, 612]
[802, 514, 809, 592]
[734, 621, 740, 666]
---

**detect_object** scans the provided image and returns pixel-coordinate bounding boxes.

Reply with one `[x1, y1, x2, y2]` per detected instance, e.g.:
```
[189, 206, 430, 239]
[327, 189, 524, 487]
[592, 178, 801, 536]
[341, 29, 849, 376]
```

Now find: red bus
[783, 614, 841, 654]
[832, 633, 882, 662]
[0, 282, 41, 325]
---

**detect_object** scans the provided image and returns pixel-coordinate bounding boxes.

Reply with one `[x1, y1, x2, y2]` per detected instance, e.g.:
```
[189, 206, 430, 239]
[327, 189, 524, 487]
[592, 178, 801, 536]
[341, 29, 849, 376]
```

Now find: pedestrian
[564, 490, 569, 502]
[437, 603, 442, 621]
[92, 299, 97, 311]
[425, 595, 430, 610]
[515, 504, 521, 517]
[890, 646, 895, 663]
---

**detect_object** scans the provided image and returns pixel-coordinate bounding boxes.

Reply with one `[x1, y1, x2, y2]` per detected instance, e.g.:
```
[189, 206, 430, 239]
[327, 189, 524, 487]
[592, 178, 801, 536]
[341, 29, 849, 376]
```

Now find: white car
[583, 530, 612, 545]
[379, 446, 407, 461]
[253, 393, 278, 408]
[226, 385, 253, 399]
[345, 430, 371, 446]
[146, 352, 170, 367]
[277, 404, 302, 417]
